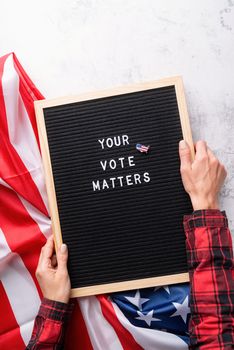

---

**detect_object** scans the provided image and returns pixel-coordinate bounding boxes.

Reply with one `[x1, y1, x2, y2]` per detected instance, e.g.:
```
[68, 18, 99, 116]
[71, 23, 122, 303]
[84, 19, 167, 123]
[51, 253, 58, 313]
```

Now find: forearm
[26, 298, 74, 350]
[184, 209, 234, 350]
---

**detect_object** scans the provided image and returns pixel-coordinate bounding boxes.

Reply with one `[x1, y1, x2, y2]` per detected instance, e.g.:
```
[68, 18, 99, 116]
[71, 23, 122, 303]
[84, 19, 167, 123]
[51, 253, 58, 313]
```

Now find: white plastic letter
[128, 156, 135, 167]
[98, 139, 105, 149]
[122, 135, 129, 145]
[100, 160, 107, 171]
[109, 159, 117, 169]
[92, 180, 100, 191]
[144, 172, 151, 183]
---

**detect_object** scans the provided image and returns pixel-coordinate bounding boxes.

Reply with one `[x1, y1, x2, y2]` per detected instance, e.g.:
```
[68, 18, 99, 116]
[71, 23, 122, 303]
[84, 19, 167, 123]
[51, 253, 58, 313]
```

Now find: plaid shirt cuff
[38, 298, 74, 323]
[183, 209, 234, 349]
[183, 209, 228, 232]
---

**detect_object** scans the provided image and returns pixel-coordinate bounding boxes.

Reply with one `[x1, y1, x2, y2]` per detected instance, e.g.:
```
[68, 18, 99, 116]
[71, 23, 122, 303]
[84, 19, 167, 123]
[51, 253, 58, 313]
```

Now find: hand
[36, 236, 71, 303]
[179, 140, 227, 211]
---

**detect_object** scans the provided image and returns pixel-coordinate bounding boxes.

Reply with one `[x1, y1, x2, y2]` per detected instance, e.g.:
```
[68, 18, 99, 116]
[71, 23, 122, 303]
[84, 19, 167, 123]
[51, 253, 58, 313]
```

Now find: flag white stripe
[79, 296, 123, 350]
[0, 228, 41, 345]
[111, 302, 188, 350]
[2, 54, 49, 212]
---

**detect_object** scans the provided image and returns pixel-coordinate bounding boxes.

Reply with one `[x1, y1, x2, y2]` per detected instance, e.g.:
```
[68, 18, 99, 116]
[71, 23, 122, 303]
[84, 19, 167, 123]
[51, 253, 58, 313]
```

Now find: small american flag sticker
[136, 143, 150, 153]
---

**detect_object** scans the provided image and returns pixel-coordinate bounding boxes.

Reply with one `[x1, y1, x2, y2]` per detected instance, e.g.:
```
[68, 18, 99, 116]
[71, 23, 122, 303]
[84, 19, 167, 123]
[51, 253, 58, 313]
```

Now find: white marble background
[0, 0, 234, 233]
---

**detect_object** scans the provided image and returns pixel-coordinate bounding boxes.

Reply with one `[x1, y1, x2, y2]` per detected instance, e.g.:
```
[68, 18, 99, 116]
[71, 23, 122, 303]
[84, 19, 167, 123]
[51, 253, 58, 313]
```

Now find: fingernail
[60, 244, 67, 254]
[179, 140, 188, 149]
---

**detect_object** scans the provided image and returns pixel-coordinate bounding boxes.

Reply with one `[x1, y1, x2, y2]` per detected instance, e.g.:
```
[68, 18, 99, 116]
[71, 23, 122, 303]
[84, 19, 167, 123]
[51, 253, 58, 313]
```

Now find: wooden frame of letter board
[34, 76, 194, 298]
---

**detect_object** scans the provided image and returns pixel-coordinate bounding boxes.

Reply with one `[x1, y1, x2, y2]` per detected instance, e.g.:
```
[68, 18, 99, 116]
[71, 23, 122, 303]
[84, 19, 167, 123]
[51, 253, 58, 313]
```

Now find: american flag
[136, 143, 150, 153]
[0, 53, 190, 350]
[111, 284, 190, 347]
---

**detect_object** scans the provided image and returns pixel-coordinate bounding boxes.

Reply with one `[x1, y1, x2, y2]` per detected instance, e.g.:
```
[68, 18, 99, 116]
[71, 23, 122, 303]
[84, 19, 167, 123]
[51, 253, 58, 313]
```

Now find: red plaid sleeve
[26, 298, 74, 349]
[184, 209, 234, 350]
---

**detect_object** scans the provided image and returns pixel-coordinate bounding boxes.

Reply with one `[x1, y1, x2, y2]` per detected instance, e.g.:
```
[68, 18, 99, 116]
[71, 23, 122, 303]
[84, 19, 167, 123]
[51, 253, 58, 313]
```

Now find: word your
[98, 135, 129, 149]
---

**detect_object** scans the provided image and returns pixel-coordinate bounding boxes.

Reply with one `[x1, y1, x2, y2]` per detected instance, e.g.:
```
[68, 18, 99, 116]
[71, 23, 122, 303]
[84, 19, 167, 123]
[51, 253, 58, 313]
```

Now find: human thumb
[179, 140, 192, 168]
[57, 243, 68, 270]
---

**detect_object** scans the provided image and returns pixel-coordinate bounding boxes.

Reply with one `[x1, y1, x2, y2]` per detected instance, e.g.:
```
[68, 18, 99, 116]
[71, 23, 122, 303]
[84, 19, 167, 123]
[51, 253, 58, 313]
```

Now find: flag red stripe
[0, 282, 25, 349]
[98, 295, 143, 350]
[0, 56, 48, 216]
[65, 301, 94, 350]
[0, 184, 45, 297]
[12, 53, 44, 101]
[0, 138, 47, 215]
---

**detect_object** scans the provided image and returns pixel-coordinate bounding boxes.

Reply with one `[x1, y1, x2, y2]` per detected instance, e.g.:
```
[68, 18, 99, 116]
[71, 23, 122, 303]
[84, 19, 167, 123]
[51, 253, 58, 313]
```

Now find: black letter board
[35, 77, 194, 297]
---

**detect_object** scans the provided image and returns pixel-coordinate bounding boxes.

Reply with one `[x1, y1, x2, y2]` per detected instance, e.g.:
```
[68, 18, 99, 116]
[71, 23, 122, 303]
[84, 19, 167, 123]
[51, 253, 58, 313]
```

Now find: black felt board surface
[43, 85, 193, 290]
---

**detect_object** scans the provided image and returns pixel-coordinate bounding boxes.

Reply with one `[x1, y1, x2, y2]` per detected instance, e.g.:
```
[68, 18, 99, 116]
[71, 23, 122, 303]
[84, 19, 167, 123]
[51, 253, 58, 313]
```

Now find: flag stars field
[136, 309, 161, 326]
[124, 290, 149, 310]
[154, 285, 170, 294]
[170, 296, 190, 324]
